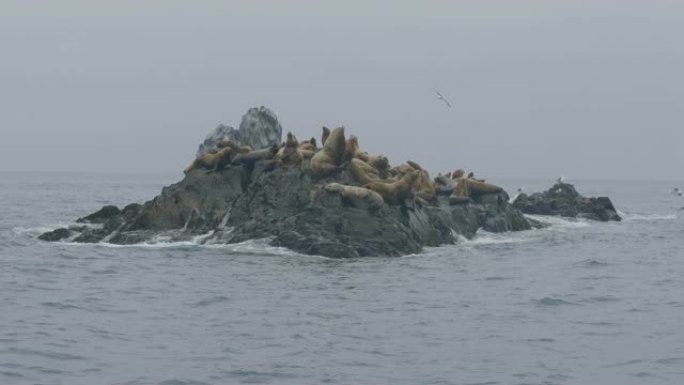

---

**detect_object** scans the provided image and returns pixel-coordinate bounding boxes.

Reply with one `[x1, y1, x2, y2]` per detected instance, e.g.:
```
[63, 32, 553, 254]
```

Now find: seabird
[435, 91, 452, 108]
[557, 175, 565, 184]
[508, 187, 524, 204]
[673, 187, 682, 197]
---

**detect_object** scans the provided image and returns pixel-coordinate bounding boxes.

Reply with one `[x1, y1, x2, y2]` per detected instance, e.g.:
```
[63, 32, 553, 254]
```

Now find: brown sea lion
[343, 135, 360, 163]
[406, 160, 422, 171]
[237, 145, 253, 153]
[412, 168, 436, 203]
[350, 158, 381, 185]
[324, 183, 384, 210]
[231, 145, 278, 165]
[275, 132, 303, 167]
[365, 171, 419, 205]
[311, 126, 345, 177]
[300, 137, 317, 148]
[367, 155, 390, 173]
[216, 139, 239, 151]
[321, 126, 331, 146]
[390, 163, 415, 178]
[299, 149, 315, 160]
[465, 178, 503, 196]
[298, 142, 316, 152]
[452, 169, 465, 179]
[184, 147, 234, 174]
[434, 173, 455, 195]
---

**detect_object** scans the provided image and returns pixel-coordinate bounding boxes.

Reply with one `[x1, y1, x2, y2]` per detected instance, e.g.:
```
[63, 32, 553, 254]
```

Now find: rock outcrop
[39, 162, 531, 258]
[196, 106, 282, 157]
[40, 107, 622, 258]
[512, 182, 621, 221]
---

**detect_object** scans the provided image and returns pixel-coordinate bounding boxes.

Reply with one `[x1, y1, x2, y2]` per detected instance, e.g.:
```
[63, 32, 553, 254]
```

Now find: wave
[58, 236, 310, 258]
[455, 231, 527, 246]
[620, 213, 677, 222]
[523, 214, 592, 229]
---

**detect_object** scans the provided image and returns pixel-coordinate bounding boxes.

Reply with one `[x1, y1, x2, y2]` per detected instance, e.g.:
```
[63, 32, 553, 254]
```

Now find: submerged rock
[38, 228, 71, 242]
[512, 182, 621, 221]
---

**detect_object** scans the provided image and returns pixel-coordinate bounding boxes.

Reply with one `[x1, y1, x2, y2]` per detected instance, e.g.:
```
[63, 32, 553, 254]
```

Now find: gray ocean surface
[1, 171, 683, 385]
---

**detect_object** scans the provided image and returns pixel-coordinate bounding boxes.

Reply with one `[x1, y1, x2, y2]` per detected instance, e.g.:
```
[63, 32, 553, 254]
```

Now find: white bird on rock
[509, 187, 524, 204]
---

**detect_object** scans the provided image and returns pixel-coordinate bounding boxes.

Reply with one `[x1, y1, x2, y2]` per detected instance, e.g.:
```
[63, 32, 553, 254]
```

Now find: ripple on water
[0, 347, 86, 361]
[189, 295, 232, 307]
[535, 297, 579, 306]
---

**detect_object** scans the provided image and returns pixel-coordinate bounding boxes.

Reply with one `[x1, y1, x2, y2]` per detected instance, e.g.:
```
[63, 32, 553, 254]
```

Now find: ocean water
[1, 171, 683, 385]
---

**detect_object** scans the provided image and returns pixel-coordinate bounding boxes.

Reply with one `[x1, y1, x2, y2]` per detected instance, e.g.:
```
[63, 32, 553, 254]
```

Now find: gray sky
[1, 0, 683, 180]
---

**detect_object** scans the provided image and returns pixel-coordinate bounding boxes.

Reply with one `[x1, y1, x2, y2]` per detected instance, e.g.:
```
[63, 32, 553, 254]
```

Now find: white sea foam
[453, 231, 526, 247]
[524, 214, 592, 229]
[621, 213, 677, 222]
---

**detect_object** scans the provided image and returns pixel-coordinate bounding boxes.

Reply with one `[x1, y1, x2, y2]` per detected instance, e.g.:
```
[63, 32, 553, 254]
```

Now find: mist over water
[2, 172, 684, 385]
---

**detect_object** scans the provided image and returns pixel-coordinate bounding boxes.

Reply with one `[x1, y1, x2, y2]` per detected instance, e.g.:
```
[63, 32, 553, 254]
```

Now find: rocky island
[39, 107, 620, 258]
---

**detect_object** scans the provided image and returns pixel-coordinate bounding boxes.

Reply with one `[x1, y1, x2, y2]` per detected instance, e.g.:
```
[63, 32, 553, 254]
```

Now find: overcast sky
[1, 0, 682, 180]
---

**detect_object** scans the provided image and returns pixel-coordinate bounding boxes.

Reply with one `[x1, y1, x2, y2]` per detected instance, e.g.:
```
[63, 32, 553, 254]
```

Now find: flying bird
[435, 90, 452, 108]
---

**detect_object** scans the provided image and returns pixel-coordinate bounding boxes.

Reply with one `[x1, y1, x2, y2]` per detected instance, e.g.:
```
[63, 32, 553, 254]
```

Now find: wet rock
[77, 205, 120, 224]
[38, 228, 71, 241]
[237, 106, 282, 150]
[39, 161, 532, 257]
[512, 182, 621, 221]
[195, 107, 283, 157]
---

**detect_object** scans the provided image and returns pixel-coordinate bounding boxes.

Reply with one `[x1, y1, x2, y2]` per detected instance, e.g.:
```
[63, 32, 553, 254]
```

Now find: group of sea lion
[183, 126, 504, 208]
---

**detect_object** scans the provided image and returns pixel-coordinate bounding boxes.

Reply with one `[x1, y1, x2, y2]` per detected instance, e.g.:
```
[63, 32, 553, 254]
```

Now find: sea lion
[448, 178, 471, 205]
[406, 160, 422, 171]
[275, 132, 303, 167]
[367, 155, 390, 174]
[350, 158, 381, 185]
[324, 183, 384, 210]
[452, 169, 465, 179]
[299, 149, 315, 160]
[321, 126, 331, 146]
[390, 163, 415, 178]
[216, 139, 239, 151]
[311, 126, 345, 177]
[365, 171, 419, 205]
[298, 142, 316, 152]
[237, 145, 253, 153]
[231, 145, 278, 165]
[184, 147, 234, 174]
[343, 135, 360, 163]
[465, 178, 503, 196]
[434, 173, 455, 195]
[412, 168, 436, 203]
[300, 137, 317, 148]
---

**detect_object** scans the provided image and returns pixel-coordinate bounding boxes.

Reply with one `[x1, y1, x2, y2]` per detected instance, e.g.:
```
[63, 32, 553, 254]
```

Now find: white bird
[557, 175, 565, 184]
[508, 187, 524, 204]
[435, 90, 452, 108]
[673, 187, 682, 197]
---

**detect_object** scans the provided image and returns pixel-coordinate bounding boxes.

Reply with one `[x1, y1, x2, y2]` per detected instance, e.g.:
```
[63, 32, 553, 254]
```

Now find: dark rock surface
[38, 228, 71, 242]
[39, 161, 531, 258]
[512, 182, 621, 221]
